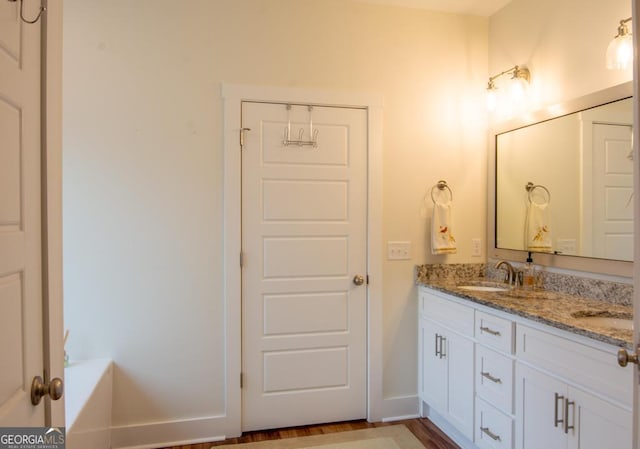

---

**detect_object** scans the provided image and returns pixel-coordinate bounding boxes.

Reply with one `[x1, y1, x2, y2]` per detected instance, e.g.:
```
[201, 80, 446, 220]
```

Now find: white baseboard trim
[110, 414, 232, 449]
[380, 395, 419, 422]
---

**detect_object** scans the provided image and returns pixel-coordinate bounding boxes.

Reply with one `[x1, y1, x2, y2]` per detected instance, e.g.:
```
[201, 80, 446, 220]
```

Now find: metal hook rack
[431, 180, 453, 204]
[525, 182, 551, 205]
[7, 0, 46, 24]
[282, 104, 319, 148]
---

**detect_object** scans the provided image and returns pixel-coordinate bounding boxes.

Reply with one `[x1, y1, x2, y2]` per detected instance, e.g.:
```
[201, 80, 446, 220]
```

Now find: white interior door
[241, 102, 368, 432]
[0, 0, 45, 426]
[591, 123, 633, 260]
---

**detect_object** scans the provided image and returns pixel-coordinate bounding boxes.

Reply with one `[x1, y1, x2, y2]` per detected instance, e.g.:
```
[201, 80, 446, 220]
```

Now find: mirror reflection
[496, 97, 633, 261]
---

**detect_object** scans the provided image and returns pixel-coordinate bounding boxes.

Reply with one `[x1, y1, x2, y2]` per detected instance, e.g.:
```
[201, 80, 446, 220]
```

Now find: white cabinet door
[422, 319, 448, 414]
[422, 318, 474, 440]
[447, 330, 475, 439]
[517, 363, 631, 449]
[568, 387, 631, 449]
[516, 364, 567, 449]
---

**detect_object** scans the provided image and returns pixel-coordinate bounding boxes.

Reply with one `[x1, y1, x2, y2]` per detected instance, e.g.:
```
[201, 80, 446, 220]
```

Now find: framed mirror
[489, 82, 633, 277]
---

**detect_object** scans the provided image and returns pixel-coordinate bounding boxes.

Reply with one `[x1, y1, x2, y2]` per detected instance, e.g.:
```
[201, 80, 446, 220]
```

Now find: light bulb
[606, 33, 633, 69]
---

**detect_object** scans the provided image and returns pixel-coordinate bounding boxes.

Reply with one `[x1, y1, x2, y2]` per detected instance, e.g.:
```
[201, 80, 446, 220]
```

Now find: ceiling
[354, 0, 513, 17]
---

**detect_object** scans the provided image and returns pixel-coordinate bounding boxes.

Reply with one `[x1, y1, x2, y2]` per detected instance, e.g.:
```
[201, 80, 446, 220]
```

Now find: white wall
[63, 0, 489, 445]
[489, 0, 632, 111]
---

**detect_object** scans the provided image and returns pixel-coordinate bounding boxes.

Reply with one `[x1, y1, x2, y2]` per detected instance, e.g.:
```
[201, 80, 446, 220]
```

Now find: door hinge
[240, 251, 244, 268]
[366, 275, 370, 285]
[240, 127, 251, 149]
[240, 372, 244, 388]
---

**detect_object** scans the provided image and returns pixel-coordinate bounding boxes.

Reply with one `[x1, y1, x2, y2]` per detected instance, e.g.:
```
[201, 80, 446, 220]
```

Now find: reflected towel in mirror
[525, 202, 553, 252]
[432, 201, 456, 255]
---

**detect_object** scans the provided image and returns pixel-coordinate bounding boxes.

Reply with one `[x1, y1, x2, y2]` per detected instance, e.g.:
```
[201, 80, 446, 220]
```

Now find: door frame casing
[222, 84, 383, 436]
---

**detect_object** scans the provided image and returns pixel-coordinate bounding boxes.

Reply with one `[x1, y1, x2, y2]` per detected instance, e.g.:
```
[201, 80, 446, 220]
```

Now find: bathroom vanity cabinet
[418, 287, 632, 449]
[419, 293, 475, 439]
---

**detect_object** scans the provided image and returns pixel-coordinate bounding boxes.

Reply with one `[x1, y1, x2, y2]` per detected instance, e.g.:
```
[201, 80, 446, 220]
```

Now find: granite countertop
[417, 277, 633, 350]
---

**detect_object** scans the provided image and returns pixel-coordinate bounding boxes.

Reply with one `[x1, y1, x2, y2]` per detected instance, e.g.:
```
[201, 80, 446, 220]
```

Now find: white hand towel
[431, 201, 457, 255]
[525, 202, 553, 252]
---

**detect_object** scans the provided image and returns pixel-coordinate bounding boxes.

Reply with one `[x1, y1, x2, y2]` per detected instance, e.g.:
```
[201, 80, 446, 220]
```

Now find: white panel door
[241, 102, 367, 431]
[592, 123, 633, 260]
[0, 0, 45, 426]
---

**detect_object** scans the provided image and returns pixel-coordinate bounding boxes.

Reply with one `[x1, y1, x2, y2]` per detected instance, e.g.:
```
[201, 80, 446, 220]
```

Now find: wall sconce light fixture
[606, 17, 633, 70]
[486, 65, 531, 112]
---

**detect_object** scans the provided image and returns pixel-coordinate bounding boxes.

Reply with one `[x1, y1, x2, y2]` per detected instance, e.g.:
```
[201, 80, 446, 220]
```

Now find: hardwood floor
[158, 418, 460, 449]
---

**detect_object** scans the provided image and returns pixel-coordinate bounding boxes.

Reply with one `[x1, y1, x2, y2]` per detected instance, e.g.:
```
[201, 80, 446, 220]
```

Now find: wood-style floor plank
[157, 418, 460, 449]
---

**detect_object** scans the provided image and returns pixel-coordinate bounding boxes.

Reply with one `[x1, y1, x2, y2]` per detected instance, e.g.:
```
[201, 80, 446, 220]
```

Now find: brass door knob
[617, 348, 639, 367]
[353, 275, 365, 286]
[31, 375, 64, 405]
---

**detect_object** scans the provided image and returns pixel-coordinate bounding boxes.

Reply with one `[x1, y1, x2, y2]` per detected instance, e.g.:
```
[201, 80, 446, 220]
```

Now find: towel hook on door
[6, 0, 46, 24]
[282, 104, 319, 148]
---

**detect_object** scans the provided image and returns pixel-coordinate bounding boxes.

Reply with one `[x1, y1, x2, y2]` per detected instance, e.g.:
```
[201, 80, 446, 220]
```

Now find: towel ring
[431, 180, 453, 203]
[525, 182, 551, 205]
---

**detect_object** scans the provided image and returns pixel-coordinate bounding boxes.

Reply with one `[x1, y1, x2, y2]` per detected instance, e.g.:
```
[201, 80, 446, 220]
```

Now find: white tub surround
[65, 358, 113, 449]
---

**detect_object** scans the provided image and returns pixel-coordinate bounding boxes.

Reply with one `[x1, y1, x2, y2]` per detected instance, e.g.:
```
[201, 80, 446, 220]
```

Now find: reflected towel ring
[431, 180, 453, 204]
[525, 182, 551, 205]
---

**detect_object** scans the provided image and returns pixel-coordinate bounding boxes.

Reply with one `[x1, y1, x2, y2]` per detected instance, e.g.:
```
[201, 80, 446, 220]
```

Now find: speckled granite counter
[417, 277, 633, 350]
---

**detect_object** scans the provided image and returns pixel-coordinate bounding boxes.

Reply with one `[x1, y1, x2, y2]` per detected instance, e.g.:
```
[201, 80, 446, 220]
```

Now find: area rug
[211, 425, 425, 449]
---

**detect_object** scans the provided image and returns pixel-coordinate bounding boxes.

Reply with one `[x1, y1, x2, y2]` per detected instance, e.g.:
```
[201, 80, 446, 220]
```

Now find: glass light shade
[509, 76, 529, 104]
[606, 33, 633, 70]
[486, 88, 498, 111]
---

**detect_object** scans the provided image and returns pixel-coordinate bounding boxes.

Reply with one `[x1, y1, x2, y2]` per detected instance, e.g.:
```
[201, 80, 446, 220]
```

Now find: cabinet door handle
[480, 326, 501, 336]
[554, 393, 564, 428]
[481, 371, 502, 384]
[564, 398, 575, 434]
[480, 427, 502, 442]
[435, 334, 441, 357]
[440, 336, 447, 359]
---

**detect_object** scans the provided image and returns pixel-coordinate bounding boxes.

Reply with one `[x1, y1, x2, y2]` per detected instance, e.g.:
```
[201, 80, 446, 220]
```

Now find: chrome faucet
[494, 260, 517, 287]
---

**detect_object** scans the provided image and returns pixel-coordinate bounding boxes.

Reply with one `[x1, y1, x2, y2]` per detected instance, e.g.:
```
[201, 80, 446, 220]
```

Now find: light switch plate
[472, 238, 482, 257]
[387, 241, 411, 260]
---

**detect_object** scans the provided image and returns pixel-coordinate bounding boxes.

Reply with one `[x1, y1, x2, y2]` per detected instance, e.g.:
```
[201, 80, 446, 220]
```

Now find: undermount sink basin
[457, 285, 510, 292]
[455, 280, 510, 293]
[571, 311, 634, 331]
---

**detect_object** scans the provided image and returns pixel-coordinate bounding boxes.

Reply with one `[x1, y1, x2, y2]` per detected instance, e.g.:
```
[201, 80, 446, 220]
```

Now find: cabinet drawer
[476, 345, 514, 413]
[517, 324, 632, 407]
[422, 290, 474, 337]
[476, 311, 514, 354]
[475, 398, 513, 449]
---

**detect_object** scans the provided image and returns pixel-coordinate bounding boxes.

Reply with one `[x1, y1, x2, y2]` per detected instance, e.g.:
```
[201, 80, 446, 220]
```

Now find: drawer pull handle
[564, 398, 575, 434]
[480, 427, 502, 442]
[554, 393, 564, 428]
[480, 326, 501, 336]
[481, 371, 502, 384]
[434, 334, 446, 359]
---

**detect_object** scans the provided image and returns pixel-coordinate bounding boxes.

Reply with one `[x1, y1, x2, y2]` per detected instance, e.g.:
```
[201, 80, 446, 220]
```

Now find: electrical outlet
[471, 238, 482, 257]
[556, 239, 576, 255]
[387, 241, 411, 260]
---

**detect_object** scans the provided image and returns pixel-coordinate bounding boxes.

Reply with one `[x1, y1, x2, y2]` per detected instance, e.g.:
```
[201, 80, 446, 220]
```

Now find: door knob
[31, 375, 64, 405]
[617, 347, 639, 367]
[353, 275, 365, 286]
